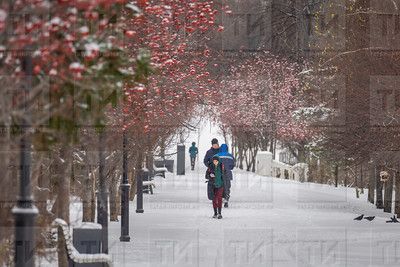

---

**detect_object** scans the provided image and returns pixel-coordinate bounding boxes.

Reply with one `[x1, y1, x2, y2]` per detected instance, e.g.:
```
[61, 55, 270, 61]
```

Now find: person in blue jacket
[203, 138, 220, 167]
[215, 143, 235, 207]
[188, 142, 198, 170]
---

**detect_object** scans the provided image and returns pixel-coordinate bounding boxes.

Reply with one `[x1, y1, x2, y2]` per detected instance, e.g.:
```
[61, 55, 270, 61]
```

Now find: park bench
[53, 218, 113, 267]
[141, 165, 168, 194]
[141, 167, 154, 194]
[153, 164, 168, 178]
[154, 159, 174, 173]
[143, 180, 156, 194]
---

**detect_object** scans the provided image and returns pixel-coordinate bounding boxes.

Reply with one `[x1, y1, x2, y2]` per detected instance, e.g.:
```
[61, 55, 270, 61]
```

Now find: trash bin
[70, 223, 103, 267]
[177, 144, 185, 175]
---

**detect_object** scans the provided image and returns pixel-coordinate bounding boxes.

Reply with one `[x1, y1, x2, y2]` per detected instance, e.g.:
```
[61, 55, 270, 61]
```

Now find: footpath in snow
[106, 165, 400, 267]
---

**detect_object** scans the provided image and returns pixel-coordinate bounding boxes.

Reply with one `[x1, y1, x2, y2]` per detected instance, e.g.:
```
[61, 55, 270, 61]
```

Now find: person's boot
[212, 208, 218, 218]
[217, 207, 222, 219]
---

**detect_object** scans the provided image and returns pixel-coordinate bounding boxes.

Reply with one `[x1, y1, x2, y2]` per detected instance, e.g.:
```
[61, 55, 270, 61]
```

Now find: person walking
[203, 138, 220, 167]
[206, 155, 227, 219]
[188, 142, 198, 170]
[216, 144, 235, 208]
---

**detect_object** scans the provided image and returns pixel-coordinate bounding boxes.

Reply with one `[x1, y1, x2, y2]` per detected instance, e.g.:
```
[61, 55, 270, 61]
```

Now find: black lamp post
[97, 129, 109, 253]
[136, 168, 144, 213]
[12, 55, 38, 267]
[119, 129, 130, 241]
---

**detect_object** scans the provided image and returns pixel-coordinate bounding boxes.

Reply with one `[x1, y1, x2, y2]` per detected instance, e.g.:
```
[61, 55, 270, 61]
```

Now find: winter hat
[192, 142, 196, 146]
[211, 138, 218, 145]
[212, 155, 220, 161]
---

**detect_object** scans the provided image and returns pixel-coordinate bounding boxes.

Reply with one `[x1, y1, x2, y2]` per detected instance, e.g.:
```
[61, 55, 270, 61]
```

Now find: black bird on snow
[386, 215, 399, 223]
[364, 216, 375, 221]
[354, 214, 364, 220]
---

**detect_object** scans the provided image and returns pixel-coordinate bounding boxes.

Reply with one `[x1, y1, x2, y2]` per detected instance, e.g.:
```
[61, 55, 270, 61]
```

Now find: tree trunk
[251, 147, 258, 172]
[395, 171, 400, 216]
[57, 146, 72, 267]
[368, 163, 375, 204]
[360, 164, 364, 194]
[57, 226, 68, 267]
[269, 138, 274, 153]
[146, 152, 154, 174]
[231, 138, 236, 159]
[334, 164, 339, 188]
[130, 171, 137, 201]
[82, 170, 94, 222]
[130, 152, 143, 200]
[376, 166, 383, 209]
[298, 147, 306, 163]
[247, 147, 254, 172]
[260, 135, 269, 151]
[129, 171, 137, 201]
[36, 164, 49, 215]
[238, 144, 244, 170]
[245, 148, 251, 172]
[354, 165, 359, 198]
[109, 171, 120, 221]
[383, 171, 393, 213]
[160, 136, 166, 160]
[221, 127, 228, 144]
[90, 170, 96, 221]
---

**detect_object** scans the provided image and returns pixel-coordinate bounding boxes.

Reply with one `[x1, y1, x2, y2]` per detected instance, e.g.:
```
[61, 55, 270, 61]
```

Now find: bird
[354, 214, 364, 220]
[364, 216, 375, 221]
[386, 215, 399, 223]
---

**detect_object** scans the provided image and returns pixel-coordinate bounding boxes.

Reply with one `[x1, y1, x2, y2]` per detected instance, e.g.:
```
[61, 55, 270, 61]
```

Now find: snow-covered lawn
[107, 167, 400, 267]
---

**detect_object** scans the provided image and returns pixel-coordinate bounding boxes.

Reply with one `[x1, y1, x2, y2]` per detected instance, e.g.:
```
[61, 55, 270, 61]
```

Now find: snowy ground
[106, 167, 400, 267]
[39, 121, 400, 266]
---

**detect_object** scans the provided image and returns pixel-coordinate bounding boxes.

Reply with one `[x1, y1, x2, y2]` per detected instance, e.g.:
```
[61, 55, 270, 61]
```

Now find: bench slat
[53, 218, 113, 267]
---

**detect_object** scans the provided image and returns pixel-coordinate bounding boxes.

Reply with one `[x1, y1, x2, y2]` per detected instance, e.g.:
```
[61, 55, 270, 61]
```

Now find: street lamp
[12, 55, 38, 267]
[136, 167, 144, 213]
[119, 129, 130, 242]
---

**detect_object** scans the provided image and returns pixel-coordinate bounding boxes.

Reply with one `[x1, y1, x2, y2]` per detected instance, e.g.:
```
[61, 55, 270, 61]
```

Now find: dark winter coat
[189, 145, 198, 158]
[203, 147, 220, 167]
[215, 144, 235, 180]
[206, 158, 229, 200]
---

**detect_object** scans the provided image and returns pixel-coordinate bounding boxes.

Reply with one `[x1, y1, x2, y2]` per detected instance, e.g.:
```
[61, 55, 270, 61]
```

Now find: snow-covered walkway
[108, 166, 400, 267]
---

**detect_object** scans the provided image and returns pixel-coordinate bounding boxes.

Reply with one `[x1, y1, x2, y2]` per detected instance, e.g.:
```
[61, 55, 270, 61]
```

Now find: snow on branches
[0, 0, 139, 143]
[217, 51, 311, 143]
[119, 0, 222, 133]
[0, 0, 225, 143]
